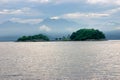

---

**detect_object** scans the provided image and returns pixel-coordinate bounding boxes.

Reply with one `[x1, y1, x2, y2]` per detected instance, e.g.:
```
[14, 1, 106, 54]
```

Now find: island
[17, 34, 49, 42]
[70, 29, 106, 41]
[17, 29, 106, 42]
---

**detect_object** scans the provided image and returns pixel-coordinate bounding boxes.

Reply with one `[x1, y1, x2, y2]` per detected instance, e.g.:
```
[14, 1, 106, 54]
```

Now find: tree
[55, 35, 71, 41]
[62, 35, 70, 41]
[70, 29, 106, 41]
[17, 34, 49, 42]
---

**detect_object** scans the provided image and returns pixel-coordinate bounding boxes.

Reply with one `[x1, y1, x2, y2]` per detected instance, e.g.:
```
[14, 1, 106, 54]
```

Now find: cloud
[28, 0, 82, 4]
[0, 0, 84, 4]
[39, 25, 51, 32]
[62, 12, 109, 19]
[51, 0, 82, 4]
[1, 0, 120, 5]
[0, 7, 31, 15]
[10, 18, 43, 24]
[28, 0, 50, 3]
[0, 0, 17, 3]
[50, 16, 60, 20]
[106, 7, 120, 14]
[60, 7, 120, 19]
[87, 0, 120, 5]
[0, 9, 23, 15]
[114, 26, 120, 30]
[0, 0, 50, 4]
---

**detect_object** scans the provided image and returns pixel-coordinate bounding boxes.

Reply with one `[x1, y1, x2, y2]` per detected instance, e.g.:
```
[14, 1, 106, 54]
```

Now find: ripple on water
[0, 41, 119, 80]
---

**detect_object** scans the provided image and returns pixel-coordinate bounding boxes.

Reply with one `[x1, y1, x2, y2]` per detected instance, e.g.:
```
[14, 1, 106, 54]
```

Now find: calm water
[0, 41, 120, 80]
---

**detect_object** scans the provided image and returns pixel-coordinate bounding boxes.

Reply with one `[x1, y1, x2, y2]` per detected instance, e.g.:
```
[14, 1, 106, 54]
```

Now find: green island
[17, 34, 49, 42]
[17, 29, 106, 42]
[70, 29, 106, 41]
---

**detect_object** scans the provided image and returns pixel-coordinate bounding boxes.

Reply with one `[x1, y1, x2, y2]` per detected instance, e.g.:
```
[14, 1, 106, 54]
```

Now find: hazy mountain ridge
[0, 18, 120, 41]
[0, 18, 78, 41]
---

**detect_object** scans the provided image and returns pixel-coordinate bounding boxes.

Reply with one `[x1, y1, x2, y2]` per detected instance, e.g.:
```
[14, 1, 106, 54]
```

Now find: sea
[0, 41, 119, 80]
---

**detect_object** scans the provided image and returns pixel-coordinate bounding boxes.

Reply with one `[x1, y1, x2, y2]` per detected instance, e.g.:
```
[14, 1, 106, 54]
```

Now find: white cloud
[61, 7, 120, 19]
[87, 0, 120, 5]
[0, 0, 51, 4]
[62, 12, 109, 19]
[0, 7, 31, 15]
[0, 0, 9, 3]
[28, 0, 50, 3]
[50, 16, 60, 20]
[0, 9, 23, 15]
[106, 7, 120, 14]
[87, 0, 108, 4]
[29, 0, 120, 5]
[0, 0, 83, 4]
[10, 18, 43, 24]
[116, 0, 120, 5]
[39, 25, 51, 32]
[1, 0, 120, 5]
[0, 0, 17, 3]
[114, 26, 120, 30]
[52, 0, 82, 4]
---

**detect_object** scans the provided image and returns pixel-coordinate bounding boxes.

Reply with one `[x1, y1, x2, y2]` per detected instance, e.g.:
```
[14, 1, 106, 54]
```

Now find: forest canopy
[17, 34, 49, 42]
[17, 29, 106, 42]
[70, 29, 106, 41]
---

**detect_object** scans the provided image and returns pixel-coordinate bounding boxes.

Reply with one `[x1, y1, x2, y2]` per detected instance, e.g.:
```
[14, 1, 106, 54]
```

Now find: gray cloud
[0, 7, 31, 15]
[87, 0, 120, 5]
[10, 18, 43, 24]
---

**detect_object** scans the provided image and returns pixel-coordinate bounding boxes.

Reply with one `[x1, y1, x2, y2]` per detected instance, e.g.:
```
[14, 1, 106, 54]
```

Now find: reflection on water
[0, 41, 120, 80]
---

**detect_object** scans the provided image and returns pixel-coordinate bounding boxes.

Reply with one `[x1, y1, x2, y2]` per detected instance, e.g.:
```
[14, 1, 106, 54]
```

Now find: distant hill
[17, 34, 49, 42]
[70, 29, 105, 41]
[0, 18, 120, 41]
[41, 18, 78, 27]
[0, 18, 78, 41]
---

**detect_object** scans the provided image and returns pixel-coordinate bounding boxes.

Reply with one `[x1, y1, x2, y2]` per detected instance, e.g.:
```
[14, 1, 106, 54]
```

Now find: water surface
[0, 41, 120, 80]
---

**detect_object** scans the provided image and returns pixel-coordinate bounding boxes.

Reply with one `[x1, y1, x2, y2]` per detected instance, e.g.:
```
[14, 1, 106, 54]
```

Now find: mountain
[0, 18, 79, 41]
[0, 21, 38, 36]
[1, 18, 120, 41]
[41, 18, 78, 27]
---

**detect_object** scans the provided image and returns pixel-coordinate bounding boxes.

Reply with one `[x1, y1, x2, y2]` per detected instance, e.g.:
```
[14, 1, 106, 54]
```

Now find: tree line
[17, 29, 106, 42]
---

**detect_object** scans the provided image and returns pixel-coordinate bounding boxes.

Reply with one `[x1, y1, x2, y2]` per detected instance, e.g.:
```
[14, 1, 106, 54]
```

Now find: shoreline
[0, 39, 110, 42]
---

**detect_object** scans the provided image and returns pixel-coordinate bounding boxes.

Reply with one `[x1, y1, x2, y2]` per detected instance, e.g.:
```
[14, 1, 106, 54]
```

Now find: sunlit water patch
[0, 41, 119, 80]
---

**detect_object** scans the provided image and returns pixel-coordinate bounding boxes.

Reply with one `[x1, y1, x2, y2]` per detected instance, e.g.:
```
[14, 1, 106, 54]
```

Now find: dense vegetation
[17, 29, 106, 42]
[55, 35, 70, 41]
[70, 29, 105, 41]
[17, 34, 49, 42]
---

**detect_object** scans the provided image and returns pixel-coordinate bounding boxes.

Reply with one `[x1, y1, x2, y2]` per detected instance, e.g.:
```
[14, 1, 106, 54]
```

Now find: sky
[0, 0, 120, 31]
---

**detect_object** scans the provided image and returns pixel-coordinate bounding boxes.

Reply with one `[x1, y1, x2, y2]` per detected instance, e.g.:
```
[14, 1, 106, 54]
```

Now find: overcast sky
[0, 0, 120, 31]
